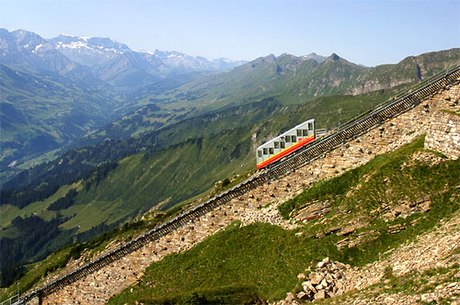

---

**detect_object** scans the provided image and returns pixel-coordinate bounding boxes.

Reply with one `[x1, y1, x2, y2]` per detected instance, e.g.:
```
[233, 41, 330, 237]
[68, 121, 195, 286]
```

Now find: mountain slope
[108, 136, 460, 304]
[0, 64, 115, 173]
[7, 89, 458, 303]
[0, 90, 392, 287]
[92, 48, 460, 147]
[1, 57, 457, 286]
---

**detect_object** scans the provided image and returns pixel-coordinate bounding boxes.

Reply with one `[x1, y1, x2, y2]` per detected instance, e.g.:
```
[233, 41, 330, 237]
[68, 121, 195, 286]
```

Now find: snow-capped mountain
[0, 28, 93, 78]
[48, 34, 132, 66]
[0, 28, 246, 89]
[149, 49, 246, 71]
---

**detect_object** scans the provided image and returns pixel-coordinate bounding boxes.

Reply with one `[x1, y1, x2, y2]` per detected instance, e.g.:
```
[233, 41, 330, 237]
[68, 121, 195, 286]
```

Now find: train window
[285, 136, 290, 143]
[280, 142, 285, 148]
[274, 142, 280, 149]
[296, 130, 302, 136]
[257, 150, 262, 158]
[302, 129, 308, 136]
[269, 148, 274, 154]
[308, 122, 313, 130]
[291, 135, 297, 142]
[263, 148, 268, 155]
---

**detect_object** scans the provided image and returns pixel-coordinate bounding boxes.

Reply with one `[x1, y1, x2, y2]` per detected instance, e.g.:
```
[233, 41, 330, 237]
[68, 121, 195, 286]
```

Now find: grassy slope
[61, 129, 255, 232]
[53, 90, 391, 233]
[107, 136, 460, 304]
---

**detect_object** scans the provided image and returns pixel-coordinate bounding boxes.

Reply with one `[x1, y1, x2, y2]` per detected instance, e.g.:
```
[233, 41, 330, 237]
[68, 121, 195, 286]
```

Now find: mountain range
[0, 29, 245, 88]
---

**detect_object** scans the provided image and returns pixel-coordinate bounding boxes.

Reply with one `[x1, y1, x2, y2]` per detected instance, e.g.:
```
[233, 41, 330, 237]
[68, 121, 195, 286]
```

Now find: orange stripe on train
[257, 135, 315, 169]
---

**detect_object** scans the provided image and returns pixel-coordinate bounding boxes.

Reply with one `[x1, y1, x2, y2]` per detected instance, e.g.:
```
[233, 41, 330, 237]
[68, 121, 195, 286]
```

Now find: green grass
[0, 182, 80, 231]
[108, 221, 340, 305]
[0, 247, 72, 302]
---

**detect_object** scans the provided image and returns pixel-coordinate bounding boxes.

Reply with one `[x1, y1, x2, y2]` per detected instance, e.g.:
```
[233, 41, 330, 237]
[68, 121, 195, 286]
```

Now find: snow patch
[60, 40, 90, 49]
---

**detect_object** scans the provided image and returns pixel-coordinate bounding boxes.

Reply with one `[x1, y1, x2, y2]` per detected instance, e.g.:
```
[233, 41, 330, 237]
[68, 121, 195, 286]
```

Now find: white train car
[256, 119, 315, 169]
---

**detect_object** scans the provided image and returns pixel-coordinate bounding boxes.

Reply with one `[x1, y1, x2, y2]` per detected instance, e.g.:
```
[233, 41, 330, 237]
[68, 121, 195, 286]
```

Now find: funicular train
[256, 119, 316, 169]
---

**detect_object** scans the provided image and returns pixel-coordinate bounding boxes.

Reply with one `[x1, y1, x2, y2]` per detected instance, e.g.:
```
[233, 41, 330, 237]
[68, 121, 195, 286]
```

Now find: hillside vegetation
[1, 49, 459, 289]
[107, 136, 460, 304]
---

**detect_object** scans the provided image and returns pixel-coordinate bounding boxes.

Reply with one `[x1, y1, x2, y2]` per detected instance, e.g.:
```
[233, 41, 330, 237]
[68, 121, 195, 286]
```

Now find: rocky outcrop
[297, 258, 351, 302]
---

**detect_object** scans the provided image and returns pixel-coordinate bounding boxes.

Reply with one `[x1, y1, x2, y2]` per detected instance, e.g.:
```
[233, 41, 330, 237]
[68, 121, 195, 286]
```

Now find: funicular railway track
[268, 66, 460, 177]
[16, 66, 460, 304]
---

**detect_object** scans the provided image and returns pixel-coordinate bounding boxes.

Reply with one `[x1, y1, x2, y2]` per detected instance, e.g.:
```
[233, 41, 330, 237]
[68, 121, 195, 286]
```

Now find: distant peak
[302, 53, 327, 63]
[328, 53, 341, 61]
[58, 33, 80, 39]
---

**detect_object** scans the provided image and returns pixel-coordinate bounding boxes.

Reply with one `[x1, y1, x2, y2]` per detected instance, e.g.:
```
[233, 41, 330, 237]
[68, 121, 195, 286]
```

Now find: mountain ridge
[0, 28, 245, 87]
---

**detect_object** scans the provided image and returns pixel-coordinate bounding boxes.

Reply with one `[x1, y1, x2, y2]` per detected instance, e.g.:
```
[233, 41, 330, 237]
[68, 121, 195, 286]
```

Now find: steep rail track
[13, 66, 460, 305]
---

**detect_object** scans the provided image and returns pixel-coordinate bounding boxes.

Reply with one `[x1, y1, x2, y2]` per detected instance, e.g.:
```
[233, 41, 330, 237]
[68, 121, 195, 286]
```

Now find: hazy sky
[1, 0, 459, 66]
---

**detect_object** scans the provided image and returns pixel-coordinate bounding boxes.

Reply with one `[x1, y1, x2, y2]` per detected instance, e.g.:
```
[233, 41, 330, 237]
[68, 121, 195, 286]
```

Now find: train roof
[256, 118, 315, 150]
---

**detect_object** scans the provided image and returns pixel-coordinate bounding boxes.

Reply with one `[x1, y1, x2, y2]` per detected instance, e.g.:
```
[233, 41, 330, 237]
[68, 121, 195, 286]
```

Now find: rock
[318, 278, 328, 289]
[297, 258, 353, 302]
[296, 291, 309, 301]
[335, 280, 344, 290]
[297, 273, 306, 280]
[325, 274, 334, 283]
[302, 280, 316, 293]
[337, 226, 355, 236]
[314, 290, 327, 299]
[285, 292, 296, 301]
[309, 273, 323, 285]
[387, 223, 405, 234]
[317, 257, 330, 268]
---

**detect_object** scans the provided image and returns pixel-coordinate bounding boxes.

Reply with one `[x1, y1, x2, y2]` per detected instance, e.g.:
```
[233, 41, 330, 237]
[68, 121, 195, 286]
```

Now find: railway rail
[12, 65, 460, 305]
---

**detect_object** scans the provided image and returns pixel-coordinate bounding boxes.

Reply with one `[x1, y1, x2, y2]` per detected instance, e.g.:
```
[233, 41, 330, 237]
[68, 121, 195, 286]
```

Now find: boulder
[302, 280, 316, 293]
[314, 290, 327, 299]
[309, 273, 323, 285]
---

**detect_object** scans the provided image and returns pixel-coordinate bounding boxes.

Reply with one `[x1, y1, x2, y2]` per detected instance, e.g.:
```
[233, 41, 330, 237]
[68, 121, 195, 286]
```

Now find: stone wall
[38, 80, 460, 304]
[425, 110, 460, 159]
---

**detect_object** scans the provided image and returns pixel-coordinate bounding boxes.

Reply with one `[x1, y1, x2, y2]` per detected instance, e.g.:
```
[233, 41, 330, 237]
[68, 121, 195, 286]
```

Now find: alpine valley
[0, 27, 459, 295]
[0, 28, 245, 175]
